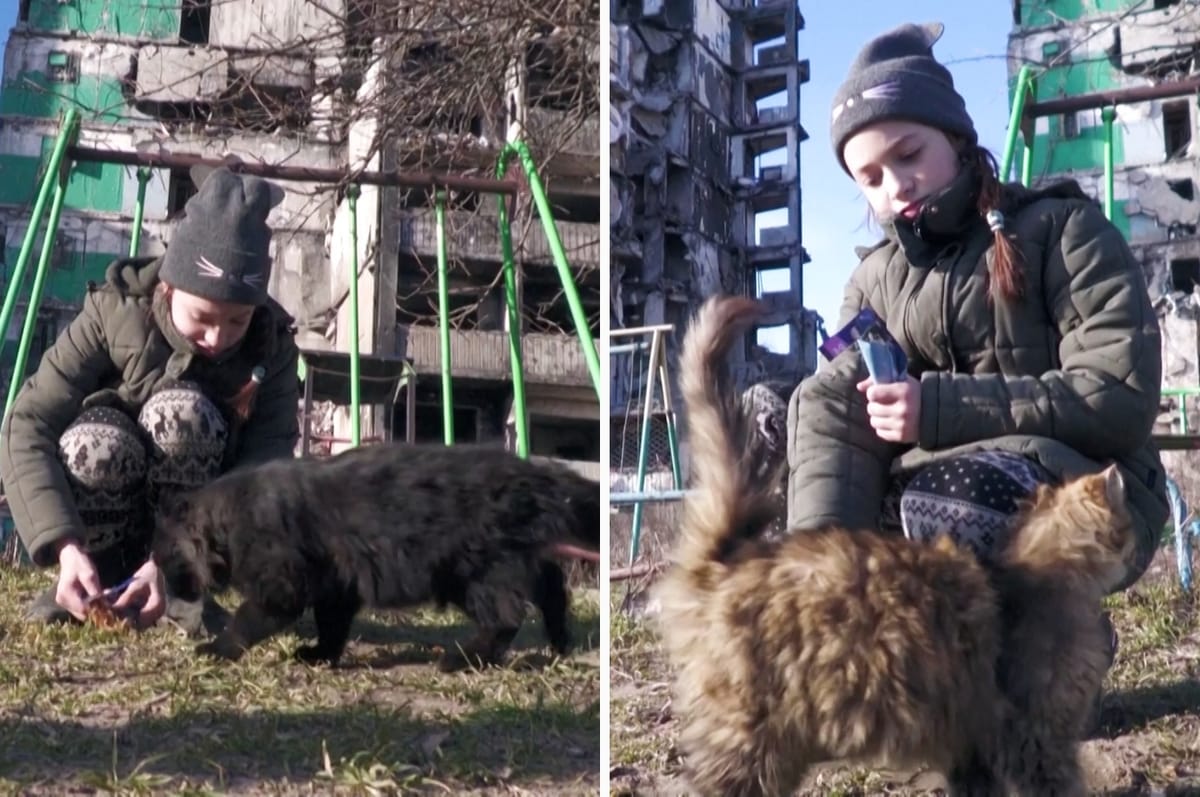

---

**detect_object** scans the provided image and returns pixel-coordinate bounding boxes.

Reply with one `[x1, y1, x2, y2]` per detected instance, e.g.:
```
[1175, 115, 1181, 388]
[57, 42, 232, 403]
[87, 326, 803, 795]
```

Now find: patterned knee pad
[57, 406, 148, 554]
[139, 381, 228, 508]
[899, 451, 1054, 561]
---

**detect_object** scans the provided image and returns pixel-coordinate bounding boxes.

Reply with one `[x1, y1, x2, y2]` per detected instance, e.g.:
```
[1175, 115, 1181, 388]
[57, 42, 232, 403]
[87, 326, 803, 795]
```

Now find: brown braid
[969, 145, 1025, 302]
[228, 367, 265, 421]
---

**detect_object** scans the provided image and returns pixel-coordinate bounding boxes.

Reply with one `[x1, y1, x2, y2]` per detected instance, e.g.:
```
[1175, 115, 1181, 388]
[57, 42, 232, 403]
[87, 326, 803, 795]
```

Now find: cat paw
[195, 638, 243, 661]
[437, 649, 498, 673]
[294, 645, 339, 666]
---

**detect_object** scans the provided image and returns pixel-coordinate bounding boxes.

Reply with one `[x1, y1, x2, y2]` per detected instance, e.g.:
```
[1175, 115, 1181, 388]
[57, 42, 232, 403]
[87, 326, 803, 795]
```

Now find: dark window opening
[18, 0, 29, 23]
[396, 189, 482, 212]
[167, 169, 198, 219]
[1169, 178, 1195, 201]
[1154, 0, 1181, 9]
[1164, 100, 1192, 158]
[180, 0, 210, 44]
[549, 194, 600, 224]
[1170, 258, 1200, 293]
[529, 416, 599, 462]
[1062, 112, 1079, 139]
[399, 403, 479, 445]
[526, 38, 598, 112]
[1012, 0, 1021, 25]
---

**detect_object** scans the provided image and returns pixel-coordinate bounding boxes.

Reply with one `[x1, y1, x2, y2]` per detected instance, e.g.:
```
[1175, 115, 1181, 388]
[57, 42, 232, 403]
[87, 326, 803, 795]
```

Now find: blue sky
[793, 2, 1015, 333]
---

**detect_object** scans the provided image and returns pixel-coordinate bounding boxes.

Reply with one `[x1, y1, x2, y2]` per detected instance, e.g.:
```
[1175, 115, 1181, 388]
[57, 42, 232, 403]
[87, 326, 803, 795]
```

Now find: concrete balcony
[400, 324, 592, 387]
[396, 208, 600, 268]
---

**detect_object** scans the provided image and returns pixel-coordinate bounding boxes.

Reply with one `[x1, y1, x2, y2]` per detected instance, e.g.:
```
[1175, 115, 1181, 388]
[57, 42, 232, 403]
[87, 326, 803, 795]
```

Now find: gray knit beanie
[159, 167, 284, 306]
[830, 22, 977, 172]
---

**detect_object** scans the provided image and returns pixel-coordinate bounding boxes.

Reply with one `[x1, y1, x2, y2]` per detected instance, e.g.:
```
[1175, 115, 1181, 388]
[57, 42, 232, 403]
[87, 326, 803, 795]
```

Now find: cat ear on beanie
[160, 166, 285, 306]
[830, 21, 977, 172]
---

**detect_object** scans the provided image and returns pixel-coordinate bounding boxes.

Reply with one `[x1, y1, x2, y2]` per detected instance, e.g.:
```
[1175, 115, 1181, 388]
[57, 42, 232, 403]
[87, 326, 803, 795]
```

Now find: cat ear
[1102, 464, 1126, 507]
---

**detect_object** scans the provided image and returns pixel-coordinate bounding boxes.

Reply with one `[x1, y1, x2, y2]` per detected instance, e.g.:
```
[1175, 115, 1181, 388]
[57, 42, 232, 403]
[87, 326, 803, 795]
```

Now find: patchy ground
[609, 543, 1200, 797]
[0, 567, 600, 795]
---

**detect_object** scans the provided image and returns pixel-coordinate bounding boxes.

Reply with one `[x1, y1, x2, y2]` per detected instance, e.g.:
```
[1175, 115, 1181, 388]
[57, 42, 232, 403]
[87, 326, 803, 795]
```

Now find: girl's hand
[55, 541, 102, 620]
[857, 375, 921, 443]
[111, 559, 167, 630]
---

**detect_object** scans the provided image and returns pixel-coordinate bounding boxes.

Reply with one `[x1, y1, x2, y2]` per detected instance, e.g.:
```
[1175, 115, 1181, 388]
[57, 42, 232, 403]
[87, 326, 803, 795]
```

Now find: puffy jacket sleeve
[787, 265, 903, 530]
[917, 201, 1160, 459]
[229, 335, 300, 467]
[0, 290, 116, 566]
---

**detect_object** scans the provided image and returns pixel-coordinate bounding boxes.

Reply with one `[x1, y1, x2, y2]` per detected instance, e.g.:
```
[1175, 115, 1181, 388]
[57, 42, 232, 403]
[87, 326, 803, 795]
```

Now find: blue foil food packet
[818, 308, 908, 385]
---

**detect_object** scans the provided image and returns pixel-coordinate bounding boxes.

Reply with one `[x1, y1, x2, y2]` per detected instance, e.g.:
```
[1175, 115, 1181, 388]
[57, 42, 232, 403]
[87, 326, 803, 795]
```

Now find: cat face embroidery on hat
[196, 255, 266, 291]
[832, 80, 903, 124]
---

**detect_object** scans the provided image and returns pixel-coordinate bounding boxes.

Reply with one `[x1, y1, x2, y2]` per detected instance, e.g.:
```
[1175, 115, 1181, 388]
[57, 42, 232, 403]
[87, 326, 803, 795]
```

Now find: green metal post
[1000, 66, 1033, 183]
[4, 162, 70, 422]
[128, 167, 152, 257]
[0, 107, 79, 364]
[346, 185, 362, 447]
[1102, 106, 1116, 221]
[628, 330, 663, 566]
[434, 191, 454, 445]
[496, 191, 530, 458]
[497, 141, 601, 397]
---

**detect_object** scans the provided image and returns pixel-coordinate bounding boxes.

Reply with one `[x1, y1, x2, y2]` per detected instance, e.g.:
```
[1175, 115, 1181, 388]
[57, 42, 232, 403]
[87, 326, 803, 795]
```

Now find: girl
[0, 167, 300, 632]
[787, 22, 1167, 592]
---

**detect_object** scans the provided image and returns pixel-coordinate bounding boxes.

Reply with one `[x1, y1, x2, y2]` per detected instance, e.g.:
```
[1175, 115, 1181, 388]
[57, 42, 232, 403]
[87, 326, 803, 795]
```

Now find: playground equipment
[0, 111, 600, 560]
[0, 112, 599, 456]
[609, 323, 684, 567]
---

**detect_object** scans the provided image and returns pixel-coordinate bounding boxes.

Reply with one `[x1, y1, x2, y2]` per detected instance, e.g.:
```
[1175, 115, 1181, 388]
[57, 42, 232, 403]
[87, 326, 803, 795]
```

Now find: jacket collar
[885, 161, 986, 266]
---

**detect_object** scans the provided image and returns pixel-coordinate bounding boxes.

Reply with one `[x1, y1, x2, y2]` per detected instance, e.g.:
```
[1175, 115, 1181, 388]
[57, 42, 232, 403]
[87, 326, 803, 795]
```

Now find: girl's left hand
[110, 559, 167, 630]
[857, 375, 921, 443]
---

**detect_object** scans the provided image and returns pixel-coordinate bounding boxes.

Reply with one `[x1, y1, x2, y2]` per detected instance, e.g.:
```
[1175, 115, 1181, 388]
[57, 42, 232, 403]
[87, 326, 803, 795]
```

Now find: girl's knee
[58, 407, 147, 491]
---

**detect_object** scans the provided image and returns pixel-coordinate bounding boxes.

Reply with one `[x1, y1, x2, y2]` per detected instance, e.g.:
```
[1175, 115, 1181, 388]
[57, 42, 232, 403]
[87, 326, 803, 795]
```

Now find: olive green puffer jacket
[786, 169, 1167, 590]
[0, 257, 299, 566]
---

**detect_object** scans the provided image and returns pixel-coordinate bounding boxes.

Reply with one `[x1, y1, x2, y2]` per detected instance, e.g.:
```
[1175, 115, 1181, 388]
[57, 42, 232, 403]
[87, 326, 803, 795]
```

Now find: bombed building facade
[609, 0, 818, 478]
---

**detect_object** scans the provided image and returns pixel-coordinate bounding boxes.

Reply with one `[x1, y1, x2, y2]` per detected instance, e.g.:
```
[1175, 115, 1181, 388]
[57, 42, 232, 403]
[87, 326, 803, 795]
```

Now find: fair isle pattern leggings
[880, 451, 1055, 562]
[57, 382, 227, 559]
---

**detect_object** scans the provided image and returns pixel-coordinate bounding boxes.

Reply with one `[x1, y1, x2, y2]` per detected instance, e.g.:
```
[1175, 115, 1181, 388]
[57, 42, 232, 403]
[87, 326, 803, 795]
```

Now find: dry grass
[0, 566, 600, 795]
[609, 529, 1200, 797]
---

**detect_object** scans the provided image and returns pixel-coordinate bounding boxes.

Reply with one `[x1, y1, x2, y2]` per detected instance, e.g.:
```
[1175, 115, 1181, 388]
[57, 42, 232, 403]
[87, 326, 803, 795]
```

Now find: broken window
[180, 0, 210, 45]
[754, 264, 791, 297]
[755, 324, 790, 355]
[1169, 178, 1195, 201]
[18, 0, 29, 23]
[1171, 258, 1200, 293]
[1154, 0, 1181, 9]
[1163, 101, 1192, 158]
[46, 51, 78, 84]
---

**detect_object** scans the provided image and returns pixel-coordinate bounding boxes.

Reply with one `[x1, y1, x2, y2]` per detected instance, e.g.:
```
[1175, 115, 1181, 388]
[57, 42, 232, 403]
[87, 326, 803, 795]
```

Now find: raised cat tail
[674, 295, 779, 577]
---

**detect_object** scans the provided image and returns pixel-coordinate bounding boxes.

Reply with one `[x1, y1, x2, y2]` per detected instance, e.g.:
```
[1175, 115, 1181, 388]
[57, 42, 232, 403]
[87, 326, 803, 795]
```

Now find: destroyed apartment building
[0, 0, 601, 475]
[1009, 0, 1200, 492]
[609, 0, 819, 480]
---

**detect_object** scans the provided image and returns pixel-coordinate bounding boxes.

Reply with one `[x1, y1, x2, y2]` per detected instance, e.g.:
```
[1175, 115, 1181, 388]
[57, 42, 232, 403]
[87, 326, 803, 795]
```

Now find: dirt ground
[609, 513, 1200, 797]
[0, 567, 601, 796]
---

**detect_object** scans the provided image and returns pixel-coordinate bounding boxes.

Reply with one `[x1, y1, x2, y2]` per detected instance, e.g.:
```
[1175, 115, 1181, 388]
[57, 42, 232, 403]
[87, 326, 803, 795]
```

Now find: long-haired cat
[654, 296, 1136, 797]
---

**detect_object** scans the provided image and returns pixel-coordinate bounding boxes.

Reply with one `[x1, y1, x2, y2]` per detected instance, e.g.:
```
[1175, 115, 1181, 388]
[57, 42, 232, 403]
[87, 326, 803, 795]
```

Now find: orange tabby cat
[655, 296, 1135, 797]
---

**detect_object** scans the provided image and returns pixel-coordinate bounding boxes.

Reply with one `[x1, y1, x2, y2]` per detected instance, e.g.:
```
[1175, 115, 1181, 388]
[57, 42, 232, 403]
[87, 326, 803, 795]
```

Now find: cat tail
[675, 296, 781, 576]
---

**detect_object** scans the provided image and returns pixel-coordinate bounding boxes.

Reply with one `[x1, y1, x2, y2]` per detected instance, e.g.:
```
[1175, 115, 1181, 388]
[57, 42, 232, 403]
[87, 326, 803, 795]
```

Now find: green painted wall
[1020, 0, 1142, 27]
[2, 248, 117, 304]
[0, 72, 130, 123]
[27, 0, 179, 39]
[0, 140, 128, 211]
